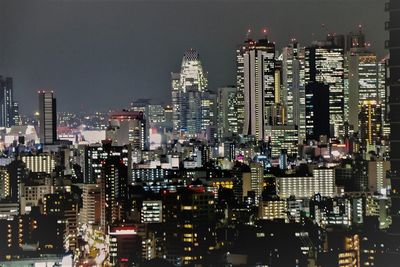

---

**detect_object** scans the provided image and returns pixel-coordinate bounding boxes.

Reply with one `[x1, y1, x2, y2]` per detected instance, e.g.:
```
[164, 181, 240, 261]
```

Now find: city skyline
[0, 1, 399, 266]
[0, 0, 386, 114]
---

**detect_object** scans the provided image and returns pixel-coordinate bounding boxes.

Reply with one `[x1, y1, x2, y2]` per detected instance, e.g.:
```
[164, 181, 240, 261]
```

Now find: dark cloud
[0, 0, 387, 114]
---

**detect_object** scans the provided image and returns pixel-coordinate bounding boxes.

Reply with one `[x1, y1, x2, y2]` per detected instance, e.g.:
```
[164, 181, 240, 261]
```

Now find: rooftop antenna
[246, 29, 251, 40]
[262, 28, 268, 39]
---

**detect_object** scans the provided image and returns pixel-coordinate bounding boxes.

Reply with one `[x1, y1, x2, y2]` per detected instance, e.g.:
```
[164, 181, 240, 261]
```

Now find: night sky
[0, 0, 386, 114]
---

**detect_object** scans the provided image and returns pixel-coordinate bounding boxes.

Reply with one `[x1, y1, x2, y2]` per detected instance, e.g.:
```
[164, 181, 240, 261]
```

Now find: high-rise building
[107, 110, 146, 149]
[236, 36, 276, 140]
[171, 49, 208, 137]
[347, 47, 379, 132]
[200, 90, 217, 140]
[0, 77, 18, 128]
[282, 41, 306, 142]
[80, 183, 104, 228]
[378, 57, 390, 138]
[38, 91, 57, 145]
[305, 82, 330, 141]
[358, 100, 382, 148]
[84, 141, 131, 184]
[306, 39, 345, 137]
[265, 125, 298, 158]
[217, 86, 238, 139]
[162, 187, 216, 265]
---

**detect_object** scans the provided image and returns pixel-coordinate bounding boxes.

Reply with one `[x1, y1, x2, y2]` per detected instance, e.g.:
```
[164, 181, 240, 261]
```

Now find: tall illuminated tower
[217, 86, 238, 139]
[236, 31, 276, 140]
[282, 40, 306, 142]
[38, 90, 57, 145]
[0, 77, 18, 127]
[347, 33, 379, 133]
[306, 38, 345, 137]
[171, 49, 209, 137]
[358, 100, 382, 148]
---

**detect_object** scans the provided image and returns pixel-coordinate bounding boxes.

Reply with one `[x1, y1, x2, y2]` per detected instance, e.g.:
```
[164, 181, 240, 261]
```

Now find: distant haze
[0, 0, 387, 114]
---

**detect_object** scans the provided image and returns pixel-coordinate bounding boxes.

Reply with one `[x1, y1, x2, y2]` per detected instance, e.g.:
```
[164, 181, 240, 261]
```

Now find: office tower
[171, 49, 208, 137]
[306, 39, 345, 137]
[387, 0, 400, 230]
[107, 110, 146, 149]
[265, 103, 286, 126]
[147, 104, 165, 126]
[217, 86, 238, 139]
[171, 72, 181, 133]
[378, 58, 390, 138]
[141, 200, 163, 223]
[236, 36, 276, 140]
[38, 91, 57, 145]
[265, 125, 298, 158]
[282, 41, 306, 142]
[347, 48, 379, 132]
[12, 102, 19, 126]
[164, 105, 173, 131]
[358, 100, 382, 148]
[243, 162, 264, 203]
[305, 82, 330, 141]
[0, 77, 18, 128]
[200, 90, 217, 139]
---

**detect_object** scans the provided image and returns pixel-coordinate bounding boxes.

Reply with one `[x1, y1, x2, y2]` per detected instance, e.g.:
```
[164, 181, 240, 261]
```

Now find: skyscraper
[306, 39, 345, 137]
[358, 100, 382, 148]
[305, 82, 330, 141]
[378, 57, 390, 138]
[217, 86, 238, 139]
[347, 48, 379, 132]
[0, 77, 18, 127]
[171, 49, 209, 137]
[38, 90, 57, 145]
[236, 35, 276, 140]
[282, 41, 306, 142]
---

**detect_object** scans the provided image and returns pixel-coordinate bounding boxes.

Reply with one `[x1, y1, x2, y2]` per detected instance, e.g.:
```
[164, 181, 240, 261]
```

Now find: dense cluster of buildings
[0, 1, 399, 266]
